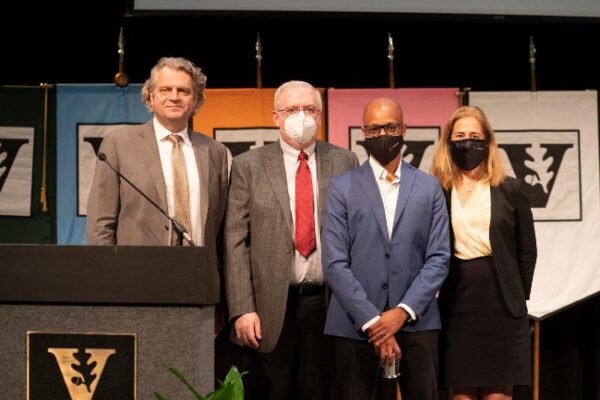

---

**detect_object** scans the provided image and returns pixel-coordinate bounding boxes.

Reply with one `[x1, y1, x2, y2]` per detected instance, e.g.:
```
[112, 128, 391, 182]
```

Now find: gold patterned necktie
[167, 134, 191, 246]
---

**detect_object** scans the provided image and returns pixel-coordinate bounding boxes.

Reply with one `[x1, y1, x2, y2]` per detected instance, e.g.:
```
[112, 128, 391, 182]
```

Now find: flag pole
[529, 35, 537, 92]
[529, 40, 540, 400]
[532, 320, 540, 400]
[529, 39, 540, 400]
[457, 87, 471, 107]
[256, 32, 263, 89]
[114, 26, 129, 87]
[387, 33, 395, 88]
[39, 83, 53, 213]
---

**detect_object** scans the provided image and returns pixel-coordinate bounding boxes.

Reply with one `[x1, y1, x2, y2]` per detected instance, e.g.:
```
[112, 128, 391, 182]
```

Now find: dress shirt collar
[279, 138, 316, 161]
[153, 117, 191, 146]
[368, 156, 402, 183]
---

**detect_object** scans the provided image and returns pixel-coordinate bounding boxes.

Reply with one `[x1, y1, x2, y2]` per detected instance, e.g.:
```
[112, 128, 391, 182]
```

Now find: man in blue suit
[322, 97, 450, 400]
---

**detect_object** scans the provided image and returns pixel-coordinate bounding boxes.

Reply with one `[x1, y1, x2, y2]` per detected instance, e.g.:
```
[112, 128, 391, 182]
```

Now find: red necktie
[295, 151, 316, 258]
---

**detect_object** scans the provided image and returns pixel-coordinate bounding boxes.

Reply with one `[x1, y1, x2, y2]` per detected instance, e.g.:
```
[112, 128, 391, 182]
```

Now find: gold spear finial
[529, 35, 537, 92]
[387, 33, 395, 88]
[114, 26, 129, 87]
[256, 32, 263, 89]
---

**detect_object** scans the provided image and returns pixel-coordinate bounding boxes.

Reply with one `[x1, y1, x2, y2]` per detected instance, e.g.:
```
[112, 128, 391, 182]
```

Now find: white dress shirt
[362, 156, 416, 332]
[451, 180, 492, 259]
[153, 117, 203, 246]
[280, 139, 323, 285]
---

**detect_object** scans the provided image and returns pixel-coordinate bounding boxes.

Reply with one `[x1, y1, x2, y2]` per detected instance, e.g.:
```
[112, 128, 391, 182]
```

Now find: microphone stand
[97, 152, 195, 246]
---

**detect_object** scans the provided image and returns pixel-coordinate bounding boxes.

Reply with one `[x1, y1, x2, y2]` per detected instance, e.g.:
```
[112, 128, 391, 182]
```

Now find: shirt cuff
[361, 315, 381, 332]
[398, 303, 416, 321]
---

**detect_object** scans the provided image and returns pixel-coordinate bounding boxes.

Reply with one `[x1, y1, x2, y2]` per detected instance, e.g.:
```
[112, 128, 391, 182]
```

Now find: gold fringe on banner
[39, 83, 53, 213]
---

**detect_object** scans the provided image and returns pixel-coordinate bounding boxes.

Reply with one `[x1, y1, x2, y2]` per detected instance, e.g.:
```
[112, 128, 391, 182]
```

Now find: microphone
[97, 151, 196, 246]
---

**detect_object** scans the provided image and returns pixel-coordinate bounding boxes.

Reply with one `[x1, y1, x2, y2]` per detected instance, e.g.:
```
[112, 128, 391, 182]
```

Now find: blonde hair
[431, 106, 506, 190]
[141, 57, 207, 114]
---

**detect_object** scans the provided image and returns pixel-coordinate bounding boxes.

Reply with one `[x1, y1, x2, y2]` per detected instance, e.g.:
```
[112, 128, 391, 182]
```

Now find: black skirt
[443, 256, 531, 388]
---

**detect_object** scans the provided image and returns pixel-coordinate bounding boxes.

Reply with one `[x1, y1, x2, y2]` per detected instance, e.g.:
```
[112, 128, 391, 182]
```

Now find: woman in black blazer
[431, 106, 537, 400]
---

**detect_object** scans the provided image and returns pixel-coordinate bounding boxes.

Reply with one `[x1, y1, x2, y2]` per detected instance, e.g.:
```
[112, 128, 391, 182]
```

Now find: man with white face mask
[225, 80, 358, 399]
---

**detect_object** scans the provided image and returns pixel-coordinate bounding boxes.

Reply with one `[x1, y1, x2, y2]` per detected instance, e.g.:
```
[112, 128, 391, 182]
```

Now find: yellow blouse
[451, 181, 492, 260]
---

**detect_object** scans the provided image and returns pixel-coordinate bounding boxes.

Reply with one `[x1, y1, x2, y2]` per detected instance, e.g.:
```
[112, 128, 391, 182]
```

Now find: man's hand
[374, 335, 401, 366]
[368, 307, 408, 346]
[234, 312, 262, 349]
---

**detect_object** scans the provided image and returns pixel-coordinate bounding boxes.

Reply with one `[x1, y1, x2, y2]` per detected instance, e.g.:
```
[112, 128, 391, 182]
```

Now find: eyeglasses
[277, 106, 320, 117]
[362, 123, 403, 138]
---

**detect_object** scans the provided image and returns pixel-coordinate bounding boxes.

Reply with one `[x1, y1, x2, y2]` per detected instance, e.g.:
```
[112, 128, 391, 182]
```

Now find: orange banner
[193, 88, 326, 142]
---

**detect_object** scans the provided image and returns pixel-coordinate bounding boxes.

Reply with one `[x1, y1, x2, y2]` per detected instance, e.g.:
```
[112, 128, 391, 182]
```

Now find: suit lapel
[489, 184, 503, 251]
[316, 141, 333, 222]
[444, 187, 455, 252]
[392, 161, 415, 234]
[357, 162, 389, 242]
[262, 143, 294, 236]
[138, 121, 168, 210]
[191, 132, 209, 234]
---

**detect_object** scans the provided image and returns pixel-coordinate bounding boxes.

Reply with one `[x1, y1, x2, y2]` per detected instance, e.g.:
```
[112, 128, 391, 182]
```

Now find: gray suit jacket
[87, 120, 229, 302]
[224, 140, 358, 353]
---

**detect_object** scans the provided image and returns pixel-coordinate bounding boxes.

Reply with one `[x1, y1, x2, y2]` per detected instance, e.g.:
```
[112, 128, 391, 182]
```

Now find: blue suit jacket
[322, 160, 450, 340]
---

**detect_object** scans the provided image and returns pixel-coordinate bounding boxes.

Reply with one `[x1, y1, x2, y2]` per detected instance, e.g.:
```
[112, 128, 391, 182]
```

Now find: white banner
[214, 127, 279, 170]
[0, 126, 34, 216]
[470, 91, 600, 319]
[77, 124, 141, 216]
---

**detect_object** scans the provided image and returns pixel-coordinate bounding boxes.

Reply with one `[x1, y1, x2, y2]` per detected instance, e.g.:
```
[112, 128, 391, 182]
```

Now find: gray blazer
[224, 140, 358, 353]
[87, 120, 229, 301]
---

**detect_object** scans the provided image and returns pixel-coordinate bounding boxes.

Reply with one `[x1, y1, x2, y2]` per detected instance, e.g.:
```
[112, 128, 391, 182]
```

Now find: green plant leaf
[164, 366, 205, 400]
[157, 365, 245, 400]
[222, 366, 246, 399]
[207, 383, 234, 400]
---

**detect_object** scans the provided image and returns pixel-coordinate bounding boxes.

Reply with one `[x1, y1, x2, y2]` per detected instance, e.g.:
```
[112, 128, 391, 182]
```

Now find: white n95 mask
[283, 111, 318, 144]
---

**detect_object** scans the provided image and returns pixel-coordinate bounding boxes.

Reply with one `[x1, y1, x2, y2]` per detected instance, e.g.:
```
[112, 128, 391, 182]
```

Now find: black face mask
[364, 135, 404, 166]
[449, 139, 487, 171]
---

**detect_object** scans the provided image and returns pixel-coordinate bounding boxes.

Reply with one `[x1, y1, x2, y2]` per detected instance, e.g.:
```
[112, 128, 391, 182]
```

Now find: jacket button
[385, 253, 390, 259]
[382, 284, 388, 290]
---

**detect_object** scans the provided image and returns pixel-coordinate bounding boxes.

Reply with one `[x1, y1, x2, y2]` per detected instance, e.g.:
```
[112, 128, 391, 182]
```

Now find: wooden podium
[0, 244, 218, 399]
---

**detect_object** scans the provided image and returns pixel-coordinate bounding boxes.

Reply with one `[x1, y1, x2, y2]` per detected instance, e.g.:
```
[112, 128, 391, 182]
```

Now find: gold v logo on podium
[28, 332, 136, 400]
[47, 347, 116, 400]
